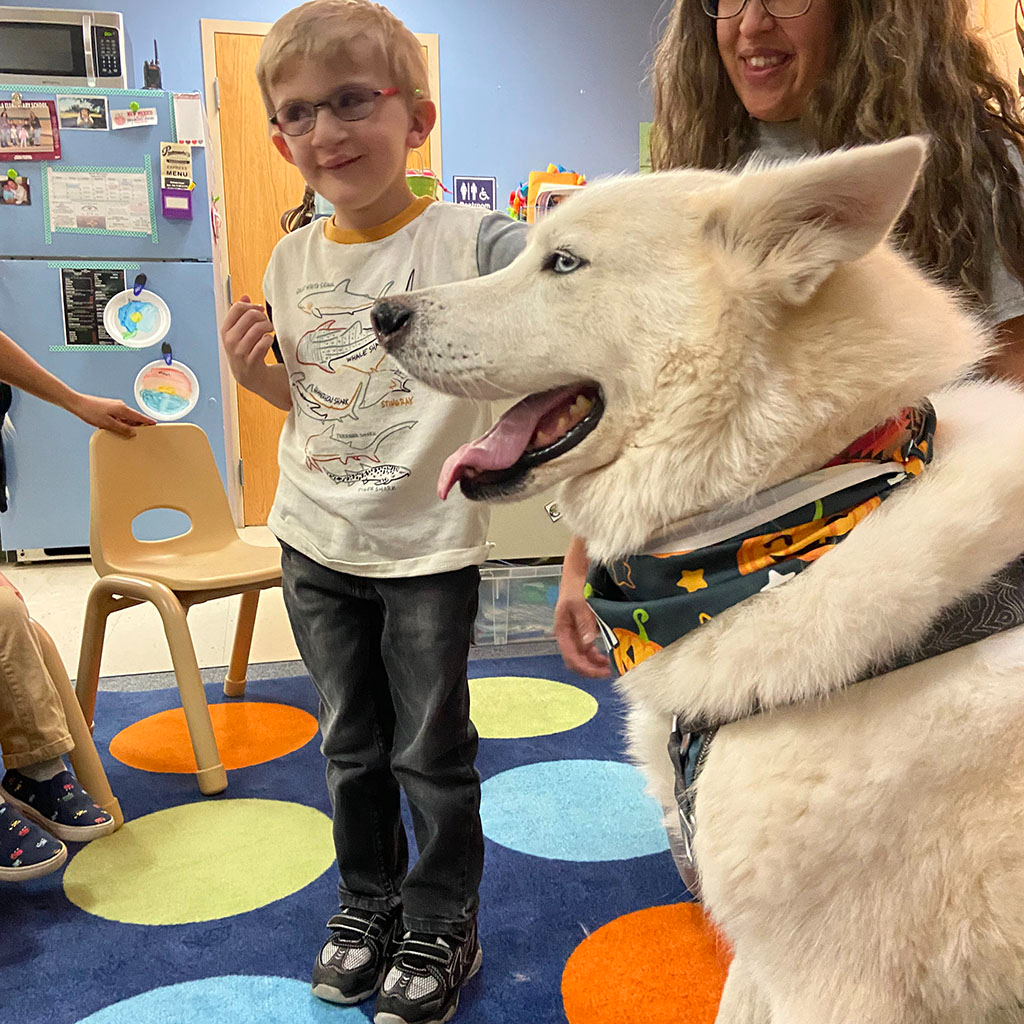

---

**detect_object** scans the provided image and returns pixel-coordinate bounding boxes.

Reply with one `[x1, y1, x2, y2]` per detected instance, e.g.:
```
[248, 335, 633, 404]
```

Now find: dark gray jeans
[280, 541, 483, 933]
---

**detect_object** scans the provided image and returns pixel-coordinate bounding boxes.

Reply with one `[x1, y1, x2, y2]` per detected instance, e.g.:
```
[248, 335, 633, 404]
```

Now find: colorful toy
[508, 181, 529, 221]
[507, 164, 586, 223]
[406, 150, 450, 200]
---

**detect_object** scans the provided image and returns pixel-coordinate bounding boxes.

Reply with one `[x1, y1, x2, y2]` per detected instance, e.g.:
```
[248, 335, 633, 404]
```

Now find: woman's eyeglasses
[270, 86, 400, 137]
[701, 0, 813, 19]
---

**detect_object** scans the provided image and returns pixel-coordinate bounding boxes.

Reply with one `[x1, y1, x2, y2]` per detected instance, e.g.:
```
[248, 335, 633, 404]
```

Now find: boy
[218, 3, 525, 1022]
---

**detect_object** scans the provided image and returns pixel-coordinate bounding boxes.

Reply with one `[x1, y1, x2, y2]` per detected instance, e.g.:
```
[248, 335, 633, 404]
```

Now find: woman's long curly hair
[650, 0, 1024, 311]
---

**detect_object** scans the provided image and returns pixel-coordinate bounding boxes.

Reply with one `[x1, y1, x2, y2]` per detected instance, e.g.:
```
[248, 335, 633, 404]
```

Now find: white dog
[372, 139, 1024, 1024]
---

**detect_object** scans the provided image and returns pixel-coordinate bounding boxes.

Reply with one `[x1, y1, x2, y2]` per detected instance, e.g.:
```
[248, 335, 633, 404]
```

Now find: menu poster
[160, 142, 192, 191]
[60, 268, 126, 346]
[47, 168, 153, 236]
[0, 99, 61, 161]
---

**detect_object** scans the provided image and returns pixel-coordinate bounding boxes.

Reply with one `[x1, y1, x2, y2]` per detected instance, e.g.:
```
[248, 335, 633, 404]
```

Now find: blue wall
[6, 0, 670, 206]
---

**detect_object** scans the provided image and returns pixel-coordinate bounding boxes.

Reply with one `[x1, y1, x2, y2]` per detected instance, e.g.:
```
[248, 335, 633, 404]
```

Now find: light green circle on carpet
[63, 798, 335, 925]
[469, 676, 598, 738]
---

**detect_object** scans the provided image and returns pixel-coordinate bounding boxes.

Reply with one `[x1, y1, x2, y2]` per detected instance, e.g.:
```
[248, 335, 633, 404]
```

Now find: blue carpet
[4, 654, 693, 1024]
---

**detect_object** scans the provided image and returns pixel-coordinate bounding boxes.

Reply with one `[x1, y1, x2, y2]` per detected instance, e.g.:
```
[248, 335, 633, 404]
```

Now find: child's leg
[0, 586, 115, 842]
[280, 543, 405, 913]
[377, 565, 482, 934]
[0, 586, 73, 770]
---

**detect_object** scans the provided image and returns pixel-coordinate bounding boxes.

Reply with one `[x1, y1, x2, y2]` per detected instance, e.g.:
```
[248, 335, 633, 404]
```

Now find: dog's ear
[702, 136, 927, 306]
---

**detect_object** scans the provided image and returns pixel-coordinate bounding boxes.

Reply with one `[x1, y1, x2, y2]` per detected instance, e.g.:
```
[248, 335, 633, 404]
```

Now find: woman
[557, 0, 1024, 675]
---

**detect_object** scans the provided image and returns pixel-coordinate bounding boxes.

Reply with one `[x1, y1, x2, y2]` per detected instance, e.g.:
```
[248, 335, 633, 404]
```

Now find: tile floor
[6, 526, 301, 682]
[5, 526, 561, 686]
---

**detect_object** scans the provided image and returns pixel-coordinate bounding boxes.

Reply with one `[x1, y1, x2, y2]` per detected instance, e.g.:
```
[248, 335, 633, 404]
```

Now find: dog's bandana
[586, 404, 936, 673]
[585, 402, 1024, 893]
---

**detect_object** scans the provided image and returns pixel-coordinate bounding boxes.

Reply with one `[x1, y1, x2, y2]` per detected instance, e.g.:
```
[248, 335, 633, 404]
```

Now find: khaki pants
[0, 580, 72, 770]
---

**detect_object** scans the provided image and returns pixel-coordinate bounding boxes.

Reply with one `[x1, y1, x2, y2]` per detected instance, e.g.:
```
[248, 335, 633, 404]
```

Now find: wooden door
[203, 22, 442, 524]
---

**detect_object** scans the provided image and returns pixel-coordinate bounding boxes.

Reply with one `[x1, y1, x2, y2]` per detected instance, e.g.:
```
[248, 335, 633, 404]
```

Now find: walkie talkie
[143, 40, 162, 89]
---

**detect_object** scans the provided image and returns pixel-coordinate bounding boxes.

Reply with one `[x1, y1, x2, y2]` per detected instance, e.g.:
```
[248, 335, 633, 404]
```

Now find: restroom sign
[453, 175, 496, 211]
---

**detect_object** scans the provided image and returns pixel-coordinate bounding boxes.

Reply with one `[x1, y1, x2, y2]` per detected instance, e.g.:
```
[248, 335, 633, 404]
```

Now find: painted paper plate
[134, 359, 199, 421]
[103, 289, 172, 348]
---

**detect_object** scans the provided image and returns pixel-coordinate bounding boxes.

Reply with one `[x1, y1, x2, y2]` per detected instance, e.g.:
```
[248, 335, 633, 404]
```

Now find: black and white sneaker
[374, 920, 482, 1024]
[312, 904, 402, 1005]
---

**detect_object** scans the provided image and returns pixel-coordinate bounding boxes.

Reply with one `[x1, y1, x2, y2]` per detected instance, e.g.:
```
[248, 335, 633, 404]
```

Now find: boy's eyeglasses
[701, 0, 813, 18]
[270, 86, 400, 137]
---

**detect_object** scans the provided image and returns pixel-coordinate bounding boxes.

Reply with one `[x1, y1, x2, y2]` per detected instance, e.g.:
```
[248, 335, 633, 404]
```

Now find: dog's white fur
[382, 139, 1024, 1023]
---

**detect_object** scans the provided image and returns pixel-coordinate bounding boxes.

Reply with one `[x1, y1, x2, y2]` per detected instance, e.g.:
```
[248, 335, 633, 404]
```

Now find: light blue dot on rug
[74, 976, 363, 1023]
[480, 759, 669, 862]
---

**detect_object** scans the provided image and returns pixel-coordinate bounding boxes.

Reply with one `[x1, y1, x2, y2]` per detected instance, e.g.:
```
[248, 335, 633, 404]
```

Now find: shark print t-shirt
[263, 196, 527, 577]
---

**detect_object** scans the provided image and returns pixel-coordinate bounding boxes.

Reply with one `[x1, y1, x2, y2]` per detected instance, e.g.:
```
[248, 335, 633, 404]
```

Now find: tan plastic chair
[31, 619, 123, 829]
[75, 424, 283, 796]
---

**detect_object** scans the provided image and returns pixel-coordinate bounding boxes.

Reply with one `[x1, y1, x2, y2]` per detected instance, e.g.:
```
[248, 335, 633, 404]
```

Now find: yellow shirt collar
[323, 195, 435, 244]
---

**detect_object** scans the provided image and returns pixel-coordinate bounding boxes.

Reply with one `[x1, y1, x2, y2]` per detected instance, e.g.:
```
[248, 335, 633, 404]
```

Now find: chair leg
[224, 590, 259, 698]
[75, 579, 122, 728]
[75, 574, 227, 796]
[33, 620, 123, 830]
[149, 587, 228, 796]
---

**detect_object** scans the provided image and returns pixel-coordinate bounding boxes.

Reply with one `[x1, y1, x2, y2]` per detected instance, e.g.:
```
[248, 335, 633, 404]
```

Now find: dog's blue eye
[547, 250, 587, 275]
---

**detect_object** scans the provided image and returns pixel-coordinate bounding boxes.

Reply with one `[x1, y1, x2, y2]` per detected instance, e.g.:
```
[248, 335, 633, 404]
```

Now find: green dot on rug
[64, 798, 335, 925]
[469, 676, 599, 738]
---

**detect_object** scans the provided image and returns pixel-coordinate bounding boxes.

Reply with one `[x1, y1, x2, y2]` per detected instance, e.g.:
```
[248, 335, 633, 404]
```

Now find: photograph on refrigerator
[1, 172, 29, 205]
[56, 94, 111, 130]
[0, 99, 60, 160]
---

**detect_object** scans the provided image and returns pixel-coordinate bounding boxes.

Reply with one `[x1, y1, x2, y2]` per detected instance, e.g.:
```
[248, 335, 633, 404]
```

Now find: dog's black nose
[371, 300, 414, 347]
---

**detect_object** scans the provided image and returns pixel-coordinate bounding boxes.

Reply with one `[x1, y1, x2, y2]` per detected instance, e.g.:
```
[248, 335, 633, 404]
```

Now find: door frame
[199, 19, 442, 525]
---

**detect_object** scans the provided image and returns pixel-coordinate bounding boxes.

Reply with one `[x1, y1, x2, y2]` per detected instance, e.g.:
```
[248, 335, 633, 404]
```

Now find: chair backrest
[89, 424, 238, 576]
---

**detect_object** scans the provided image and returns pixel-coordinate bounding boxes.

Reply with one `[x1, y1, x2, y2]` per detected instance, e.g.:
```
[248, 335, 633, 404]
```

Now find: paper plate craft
[102, 288, 172, 348]
[134, 359, 199, 421]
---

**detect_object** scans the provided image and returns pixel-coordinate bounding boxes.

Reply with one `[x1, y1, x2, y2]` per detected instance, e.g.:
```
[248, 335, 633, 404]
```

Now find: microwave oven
[0, 7, 126, 89]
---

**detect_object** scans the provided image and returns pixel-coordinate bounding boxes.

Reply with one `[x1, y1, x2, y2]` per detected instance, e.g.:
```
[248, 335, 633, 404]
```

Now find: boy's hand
[220, 296, 276, 386]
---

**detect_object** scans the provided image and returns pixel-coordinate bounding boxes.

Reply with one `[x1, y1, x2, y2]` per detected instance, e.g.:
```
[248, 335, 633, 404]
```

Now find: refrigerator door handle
[226, 275, 233, 306]
[83, 13, 97, 87]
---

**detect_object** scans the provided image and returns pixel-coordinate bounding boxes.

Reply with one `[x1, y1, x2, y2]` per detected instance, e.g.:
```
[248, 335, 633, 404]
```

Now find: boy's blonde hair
[256, 0, 429, 116]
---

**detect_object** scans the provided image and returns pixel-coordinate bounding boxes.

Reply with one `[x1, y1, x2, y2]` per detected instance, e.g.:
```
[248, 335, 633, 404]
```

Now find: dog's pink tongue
[438, 386, 578, 500]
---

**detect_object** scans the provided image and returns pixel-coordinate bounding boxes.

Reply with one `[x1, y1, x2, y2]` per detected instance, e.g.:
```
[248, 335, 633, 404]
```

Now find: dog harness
[585, 403, 1024, 887]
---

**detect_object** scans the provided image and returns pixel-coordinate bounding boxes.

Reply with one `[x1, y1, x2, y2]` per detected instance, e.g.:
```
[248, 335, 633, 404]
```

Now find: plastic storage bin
[473, 563, 561, 645]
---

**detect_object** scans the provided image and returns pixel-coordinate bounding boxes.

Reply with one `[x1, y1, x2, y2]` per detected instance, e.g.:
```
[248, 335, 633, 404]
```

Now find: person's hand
[220, 295, 276, 387]
[67, 392, 155, 438]
[555, 589, 611, 678]
[556, 535, 611, 677]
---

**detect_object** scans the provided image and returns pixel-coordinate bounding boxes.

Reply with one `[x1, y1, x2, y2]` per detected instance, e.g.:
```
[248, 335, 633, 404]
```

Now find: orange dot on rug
[109, 702, 319, 773]
[562, 902, 732, 1024]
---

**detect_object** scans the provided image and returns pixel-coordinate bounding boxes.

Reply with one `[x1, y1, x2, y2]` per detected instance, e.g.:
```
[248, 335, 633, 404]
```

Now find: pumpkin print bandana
[587, 404, 936, 676]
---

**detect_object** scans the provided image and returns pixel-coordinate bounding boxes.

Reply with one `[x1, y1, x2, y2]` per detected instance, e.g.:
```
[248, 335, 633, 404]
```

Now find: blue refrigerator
[0, 85, 230, 555]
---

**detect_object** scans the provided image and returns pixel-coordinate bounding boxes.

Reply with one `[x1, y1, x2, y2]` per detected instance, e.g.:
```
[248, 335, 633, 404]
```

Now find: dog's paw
[612, 611, 796, 723]
[613, 631, 718, 718]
